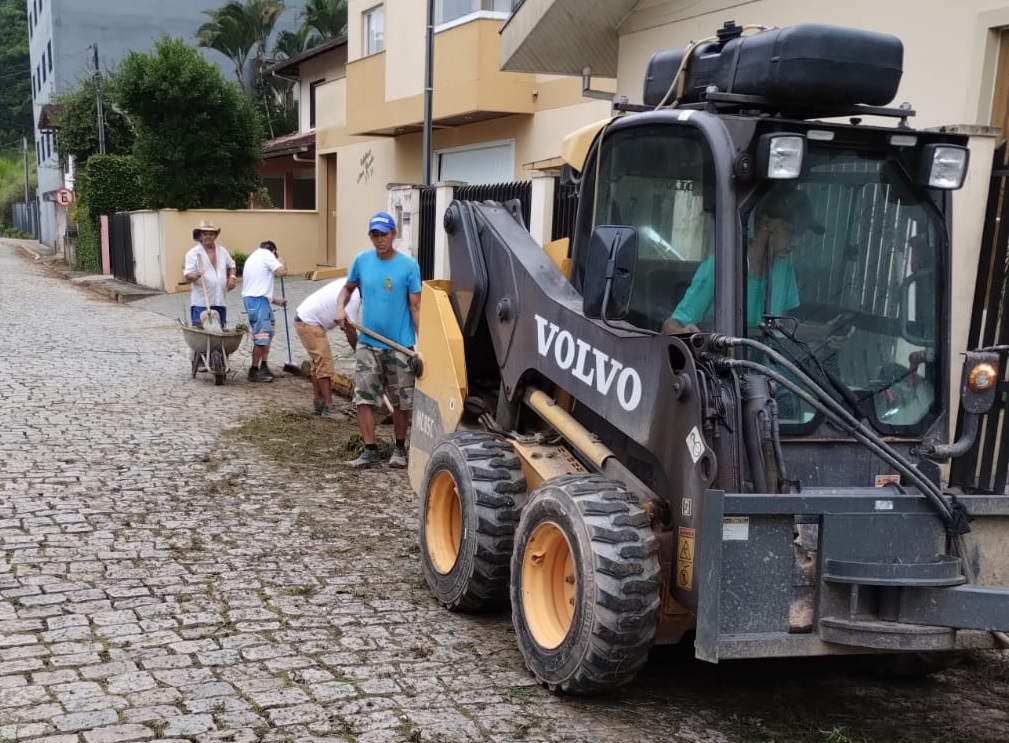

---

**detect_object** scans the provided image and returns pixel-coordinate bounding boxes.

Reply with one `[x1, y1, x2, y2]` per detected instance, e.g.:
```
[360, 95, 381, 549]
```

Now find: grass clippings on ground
[228, 410, 395, 473]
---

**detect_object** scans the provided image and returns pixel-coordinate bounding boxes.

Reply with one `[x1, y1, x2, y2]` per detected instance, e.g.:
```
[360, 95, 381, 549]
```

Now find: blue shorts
[191, 305, 227, 328]
[243, 296, 275, 346]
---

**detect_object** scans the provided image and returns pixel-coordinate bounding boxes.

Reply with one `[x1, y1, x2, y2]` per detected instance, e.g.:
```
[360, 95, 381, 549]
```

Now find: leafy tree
[301, 0, 347, 45]
[53, 73, 135, 166]
[0, 0, 31, 149]
[117, 36, 264, 210]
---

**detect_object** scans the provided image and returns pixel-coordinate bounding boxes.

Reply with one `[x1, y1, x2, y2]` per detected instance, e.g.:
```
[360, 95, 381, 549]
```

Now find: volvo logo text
[534, 315, 642, 411]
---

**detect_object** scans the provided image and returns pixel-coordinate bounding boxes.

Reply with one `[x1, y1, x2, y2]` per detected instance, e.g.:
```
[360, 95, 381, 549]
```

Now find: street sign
[55, 188, 75, 208]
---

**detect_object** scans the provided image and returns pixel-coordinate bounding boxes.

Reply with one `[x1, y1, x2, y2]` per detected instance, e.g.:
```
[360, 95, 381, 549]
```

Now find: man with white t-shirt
[241, 240, 288, 383]
[294, 278, 362, 419]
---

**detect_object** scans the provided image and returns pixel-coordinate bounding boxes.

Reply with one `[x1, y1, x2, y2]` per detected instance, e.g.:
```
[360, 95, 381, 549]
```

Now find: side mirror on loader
[582, 225, 637, 321]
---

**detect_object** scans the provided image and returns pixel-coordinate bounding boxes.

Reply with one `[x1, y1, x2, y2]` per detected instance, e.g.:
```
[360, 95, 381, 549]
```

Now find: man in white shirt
[294, 277, 362, 419]
[241, 240, 288, 382]
[182, 220, 236, 327]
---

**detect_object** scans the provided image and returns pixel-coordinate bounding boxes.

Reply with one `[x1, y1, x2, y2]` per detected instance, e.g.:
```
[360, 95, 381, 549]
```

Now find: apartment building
[286, 0, 618, 268]
[26, 0, 306, 248]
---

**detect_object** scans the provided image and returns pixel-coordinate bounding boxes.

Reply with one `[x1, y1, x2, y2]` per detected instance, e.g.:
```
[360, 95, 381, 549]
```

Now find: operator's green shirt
[670, 254, 800, 328]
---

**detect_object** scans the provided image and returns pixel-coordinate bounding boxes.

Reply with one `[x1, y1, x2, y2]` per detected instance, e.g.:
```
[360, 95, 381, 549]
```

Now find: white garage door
[437, 140, 515, 185]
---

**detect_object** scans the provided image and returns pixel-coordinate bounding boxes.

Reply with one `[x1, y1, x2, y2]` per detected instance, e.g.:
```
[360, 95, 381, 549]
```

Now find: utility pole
[421, 0, 435, 186]
[92, 44, 107, 155]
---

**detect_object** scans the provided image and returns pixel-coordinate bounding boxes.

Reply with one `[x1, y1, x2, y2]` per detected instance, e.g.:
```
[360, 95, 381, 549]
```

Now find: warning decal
[676, 527, 695, 591]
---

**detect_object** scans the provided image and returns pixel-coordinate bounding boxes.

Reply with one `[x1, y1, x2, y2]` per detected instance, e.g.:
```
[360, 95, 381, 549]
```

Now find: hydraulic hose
[712, 356, 955, 528]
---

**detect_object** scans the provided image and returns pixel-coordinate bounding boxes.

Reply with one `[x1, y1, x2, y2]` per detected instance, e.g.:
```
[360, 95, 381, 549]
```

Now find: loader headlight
[968, 362, 998, 393]
[758, 134, 805, 179]
[920, 144, 969, 190]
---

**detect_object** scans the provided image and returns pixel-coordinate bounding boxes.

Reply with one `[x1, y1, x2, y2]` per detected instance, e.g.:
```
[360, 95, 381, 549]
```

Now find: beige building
[500, 0, 1009, 373]
[293, 0, 617, 269]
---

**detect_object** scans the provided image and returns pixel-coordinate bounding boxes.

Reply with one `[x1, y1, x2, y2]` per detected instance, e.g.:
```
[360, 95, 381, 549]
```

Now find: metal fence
[10, 201, 40, 238]
[950, 142, 1009, 495]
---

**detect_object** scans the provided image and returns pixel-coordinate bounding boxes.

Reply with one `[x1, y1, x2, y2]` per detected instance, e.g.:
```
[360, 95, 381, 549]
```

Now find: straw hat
[195, 219, 221, 235]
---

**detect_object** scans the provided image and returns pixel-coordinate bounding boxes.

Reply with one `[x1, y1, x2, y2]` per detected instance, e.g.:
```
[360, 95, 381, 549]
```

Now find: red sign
[55, 188, 75, 207]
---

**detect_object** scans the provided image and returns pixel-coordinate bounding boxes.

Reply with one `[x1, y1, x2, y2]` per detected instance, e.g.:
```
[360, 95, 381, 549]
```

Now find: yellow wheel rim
[425, 470, 462, 574]
[521, 521, 576, 649]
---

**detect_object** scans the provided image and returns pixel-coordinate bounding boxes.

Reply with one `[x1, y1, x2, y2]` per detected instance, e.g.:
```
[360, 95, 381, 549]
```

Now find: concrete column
[388, 184, 420, 258]
[100, 214, 111, 275]
[434, 182, 463, 279]
[946, 127, 1000, 425]
[528, 172, 556, 247]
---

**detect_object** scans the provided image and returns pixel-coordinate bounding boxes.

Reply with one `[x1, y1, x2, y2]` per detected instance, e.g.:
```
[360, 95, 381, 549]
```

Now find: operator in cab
[661, 184, 823, 334]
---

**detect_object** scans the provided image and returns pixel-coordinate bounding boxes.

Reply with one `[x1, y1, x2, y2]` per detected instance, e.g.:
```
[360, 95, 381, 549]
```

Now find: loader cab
[569, 113, 966, 439]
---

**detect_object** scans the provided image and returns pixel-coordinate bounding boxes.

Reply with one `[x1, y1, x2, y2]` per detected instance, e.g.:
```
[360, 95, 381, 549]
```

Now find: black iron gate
[108, 212, 135, 283]
[552, 181, 579, 241]
[454, 181, 532, 227]
[415, 181, 534, 281]
[417, 187, 437, 281]
[950, 142, 1009, 494]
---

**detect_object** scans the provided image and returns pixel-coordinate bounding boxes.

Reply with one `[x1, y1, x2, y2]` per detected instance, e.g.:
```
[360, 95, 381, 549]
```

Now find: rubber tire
[510, 474, 661, 694]
[210, 349, 226, 386]
[418, 431, 526, 612]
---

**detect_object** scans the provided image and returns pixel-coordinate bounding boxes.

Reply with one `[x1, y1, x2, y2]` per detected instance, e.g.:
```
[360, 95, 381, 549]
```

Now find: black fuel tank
[644, 22, 903, 108]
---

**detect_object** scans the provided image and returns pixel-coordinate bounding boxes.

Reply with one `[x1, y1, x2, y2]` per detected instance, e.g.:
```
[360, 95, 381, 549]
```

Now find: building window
[47, 41, 52, 73]
[309, 79, 325, 129]
[363, 5, 384, 56]
[437, 0, 517, 24]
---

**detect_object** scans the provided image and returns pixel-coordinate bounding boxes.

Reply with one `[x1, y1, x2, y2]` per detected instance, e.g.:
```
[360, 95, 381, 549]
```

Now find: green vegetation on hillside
[0, 0, 31, 153]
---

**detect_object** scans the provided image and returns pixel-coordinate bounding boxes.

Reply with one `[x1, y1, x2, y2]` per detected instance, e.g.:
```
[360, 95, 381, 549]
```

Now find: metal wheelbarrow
[180, 322, 246, 386]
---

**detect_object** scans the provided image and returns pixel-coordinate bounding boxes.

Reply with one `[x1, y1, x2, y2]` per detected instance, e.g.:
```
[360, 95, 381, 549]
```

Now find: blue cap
[368, 211, 396, 234]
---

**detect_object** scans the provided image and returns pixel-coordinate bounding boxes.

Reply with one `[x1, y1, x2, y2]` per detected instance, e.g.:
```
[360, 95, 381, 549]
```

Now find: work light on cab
[921, 144, 969, 189]
[758, 134, 805, 179]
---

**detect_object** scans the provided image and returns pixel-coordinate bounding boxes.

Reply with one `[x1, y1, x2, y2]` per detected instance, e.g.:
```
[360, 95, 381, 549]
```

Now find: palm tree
[196, 0, 288, 136]
[196, 7, 254, 89]
[196, 0, 286, 90]
[272, 26, 313, 60]
[301, 0, 347, 45]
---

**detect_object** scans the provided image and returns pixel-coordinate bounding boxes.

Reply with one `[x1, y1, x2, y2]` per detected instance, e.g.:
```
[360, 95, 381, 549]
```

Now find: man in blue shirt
[336, 212, 422, 469]
[662, 185, 824, 333]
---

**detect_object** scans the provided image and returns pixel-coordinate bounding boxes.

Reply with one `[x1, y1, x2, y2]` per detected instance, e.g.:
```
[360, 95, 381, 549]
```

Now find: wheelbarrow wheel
[210, 349, 226, 386]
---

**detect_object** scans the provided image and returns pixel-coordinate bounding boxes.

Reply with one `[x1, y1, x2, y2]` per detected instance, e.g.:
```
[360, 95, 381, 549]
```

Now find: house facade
[306, 0, 616, 269]
[25, 0, 307, 249]
[499, 0, 1009, 381]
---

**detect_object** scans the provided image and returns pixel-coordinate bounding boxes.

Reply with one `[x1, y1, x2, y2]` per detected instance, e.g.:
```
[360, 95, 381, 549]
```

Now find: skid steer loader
[407, 21, 1009, 693]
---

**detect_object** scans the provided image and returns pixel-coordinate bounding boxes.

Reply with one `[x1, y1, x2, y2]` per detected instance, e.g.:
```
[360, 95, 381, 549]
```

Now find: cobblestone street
[3, 241, 1009, 743]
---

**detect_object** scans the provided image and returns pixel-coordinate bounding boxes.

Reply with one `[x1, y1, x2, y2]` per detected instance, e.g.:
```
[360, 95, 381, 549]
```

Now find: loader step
[819, 617, 955, 651]
[822, 556, 965, 587]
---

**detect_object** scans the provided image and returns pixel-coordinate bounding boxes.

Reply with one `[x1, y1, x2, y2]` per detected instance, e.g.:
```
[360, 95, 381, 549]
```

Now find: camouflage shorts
[352, 345, 415, 410]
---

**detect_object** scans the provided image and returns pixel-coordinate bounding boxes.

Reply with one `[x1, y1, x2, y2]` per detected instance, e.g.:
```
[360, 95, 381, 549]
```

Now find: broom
[279, 276, 303, 375]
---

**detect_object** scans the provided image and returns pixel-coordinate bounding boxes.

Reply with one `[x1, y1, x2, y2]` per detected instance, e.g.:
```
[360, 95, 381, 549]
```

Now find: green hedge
[83, 155, 144, 215]
[73, 155, 145, 273]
